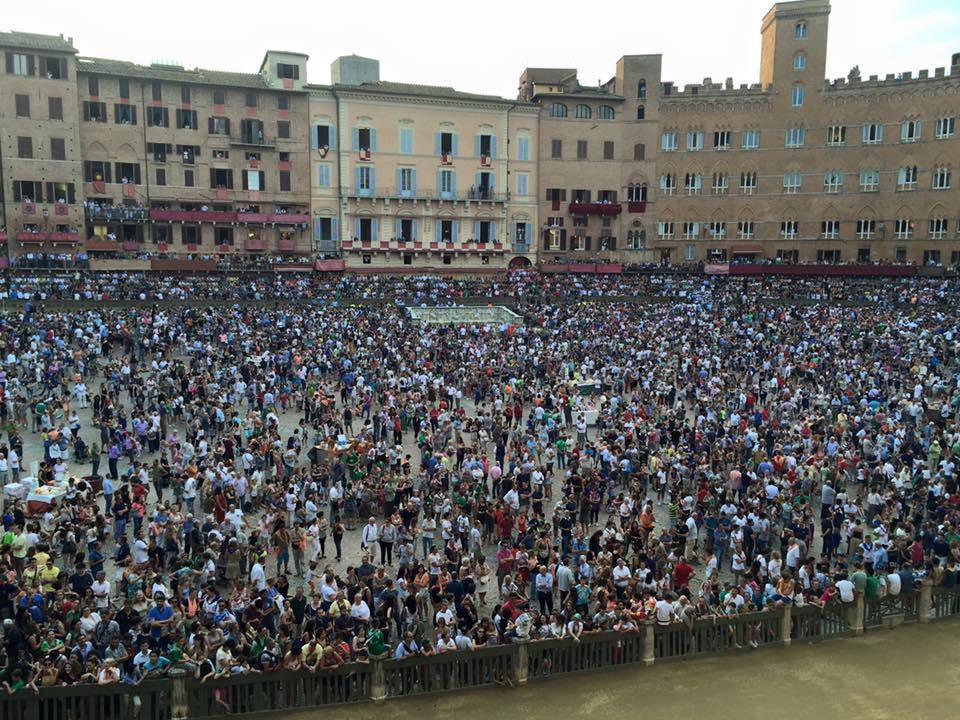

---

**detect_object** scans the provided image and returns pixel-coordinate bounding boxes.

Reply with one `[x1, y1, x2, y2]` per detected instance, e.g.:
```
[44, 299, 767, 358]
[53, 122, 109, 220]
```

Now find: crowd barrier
[0, 585, 957, 719]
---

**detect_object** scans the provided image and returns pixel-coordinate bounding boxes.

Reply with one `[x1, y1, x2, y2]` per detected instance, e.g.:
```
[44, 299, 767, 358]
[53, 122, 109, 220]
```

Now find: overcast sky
[13, 0, 960, 97]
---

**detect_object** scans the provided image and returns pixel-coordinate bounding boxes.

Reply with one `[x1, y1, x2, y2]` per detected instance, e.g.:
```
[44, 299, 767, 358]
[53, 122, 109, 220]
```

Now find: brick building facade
[2, 1, 959, 269]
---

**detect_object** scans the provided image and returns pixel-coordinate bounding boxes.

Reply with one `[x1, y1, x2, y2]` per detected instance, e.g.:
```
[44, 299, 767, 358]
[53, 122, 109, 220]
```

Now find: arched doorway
[508, 256, 532, 270]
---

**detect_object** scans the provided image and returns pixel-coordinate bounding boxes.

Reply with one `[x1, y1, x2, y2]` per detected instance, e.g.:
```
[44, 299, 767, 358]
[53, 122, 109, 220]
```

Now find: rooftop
[523, 68, 578, 84]
[0, 30, 76, 53]
[75, 56, 280, 90]
[263, 49, 309, 59]
[310, 79, 521, 105]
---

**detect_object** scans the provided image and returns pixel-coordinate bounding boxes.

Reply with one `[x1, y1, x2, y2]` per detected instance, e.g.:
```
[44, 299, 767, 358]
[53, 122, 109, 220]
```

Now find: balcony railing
[49, 232, 81, 243]
[230, 135, 275, 148]
[236, 212, 310, 225]
[85, 206, 150, 221]
[86, 239, 119, 252]
[342, 237, 506, 252]
[272, 213, 310, 224]
[347, 187, 508, 203]
[13, 231, 80, 243]
[150, 209, 237, 223]
[569, 202, 622, 215]
[627, 201, 648, 213]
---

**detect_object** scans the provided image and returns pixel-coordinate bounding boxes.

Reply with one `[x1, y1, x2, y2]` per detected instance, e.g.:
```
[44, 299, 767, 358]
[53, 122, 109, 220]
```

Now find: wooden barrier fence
[1, 581, 958, 719]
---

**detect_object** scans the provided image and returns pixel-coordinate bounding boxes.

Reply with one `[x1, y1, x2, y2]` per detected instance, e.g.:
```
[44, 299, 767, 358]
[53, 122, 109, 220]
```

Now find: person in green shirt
[864, 569, 880, 599]
[556, 437, 567, 469]
[164, 642, 184, 665]
[10, 527, 28, 574]
[366, 621, 387, 658]
[39, 630, 64, 654]
[850, 561, 868, 594]
[249, 626, 271, 661]
[3, 668, 37, 695]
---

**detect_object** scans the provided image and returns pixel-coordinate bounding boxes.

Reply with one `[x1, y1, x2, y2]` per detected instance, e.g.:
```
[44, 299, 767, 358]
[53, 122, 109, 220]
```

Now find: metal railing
[231, 135, 276, 147]
[931, 585, 960, 619]
[864, 590, 921, 628]
[790, 603, 852, 641]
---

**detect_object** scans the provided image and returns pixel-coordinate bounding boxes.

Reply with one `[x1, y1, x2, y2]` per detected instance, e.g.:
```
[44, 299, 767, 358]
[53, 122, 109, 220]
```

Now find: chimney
[331, 55, 380, 86]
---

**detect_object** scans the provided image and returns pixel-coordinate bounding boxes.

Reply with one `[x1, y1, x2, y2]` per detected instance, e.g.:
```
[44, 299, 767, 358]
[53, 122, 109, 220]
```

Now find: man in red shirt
[496, 541, 515, 582]
[673, 557, 695, 589]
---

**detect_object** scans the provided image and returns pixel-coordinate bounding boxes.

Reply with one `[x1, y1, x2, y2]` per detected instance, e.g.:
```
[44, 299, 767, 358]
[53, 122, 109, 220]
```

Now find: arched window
[794, 52, 806, 70]
[637, 79, 646, 99]
[795, 22, 807, 38]
[549, 103, 567, 118]
[575, 104, 591, 119]
[627, 183, 648, 202]
[636, 105, 645, 120]
[933, 164, 952, 190]
[598, 105, 615, 120]
[791, 84, 804, 107]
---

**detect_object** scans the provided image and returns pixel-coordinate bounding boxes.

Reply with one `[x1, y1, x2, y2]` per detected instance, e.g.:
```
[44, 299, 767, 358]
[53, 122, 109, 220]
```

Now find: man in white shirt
[225, 504, 245, 533]
[183, 476, 197, 514]
[885, 570, 901, 596]
[92, 571, 111, 609]
[249, 556, 267, 591]
[534, 566, 555, 614]
[328, 483, 342, 522]
[724, 587, 746, 612]
[434, 598, 455, 627]
[612, 559, 632, 594]
[655, 596, 676, 626]
[361, 518, 379, 552]
[132, 535, 150, 565]
[350, 596, 371, 622]
[556, 558, 575, 606]
[836, 577, 855, 603]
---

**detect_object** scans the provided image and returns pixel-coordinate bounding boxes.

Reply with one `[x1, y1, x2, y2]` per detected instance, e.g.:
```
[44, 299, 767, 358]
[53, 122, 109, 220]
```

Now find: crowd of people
[1, 270, 958, 307]
[0, 274, 958, 701]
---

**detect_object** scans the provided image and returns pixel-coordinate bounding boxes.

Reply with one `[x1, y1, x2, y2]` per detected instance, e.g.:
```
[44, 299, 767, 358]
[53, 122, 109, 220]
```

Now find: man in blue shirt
[394, 632, 420, 658]
[147, 595, 174, 640]
[102, 476, 114, 516]
[140, 650, 171, 679]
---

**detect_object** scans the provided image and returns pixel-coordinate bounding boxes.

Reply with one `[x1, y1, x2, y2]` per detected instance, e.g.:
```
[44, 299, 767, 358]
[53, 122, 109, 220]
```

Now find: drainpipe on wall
[334, 89, 344, 259]
[139, 81, 151, 241]
[0, 122, 8, 265]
